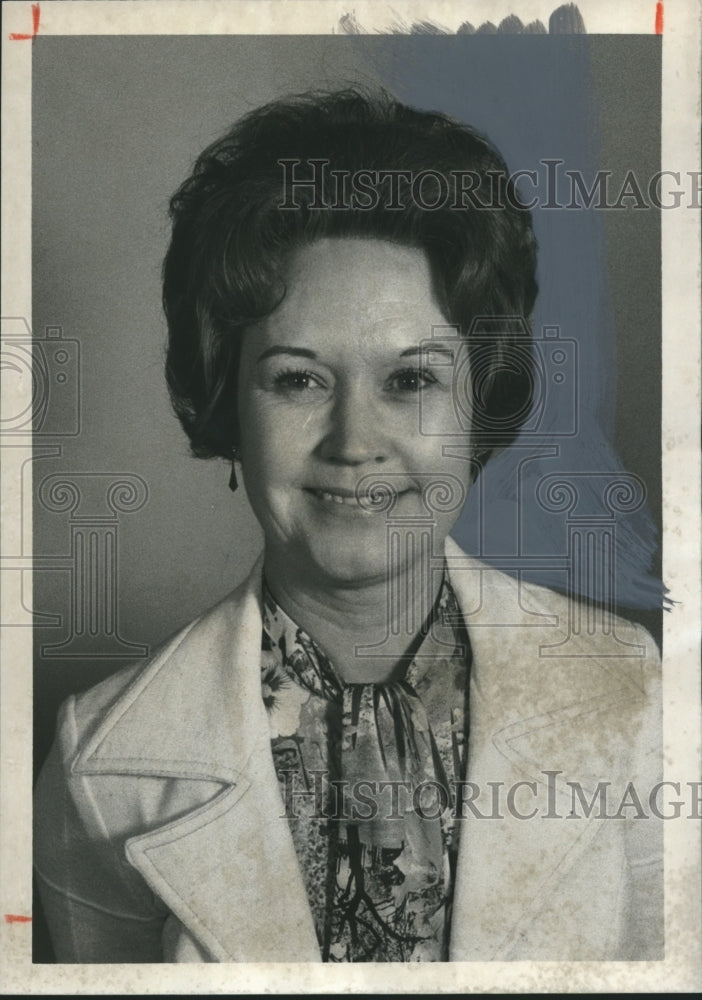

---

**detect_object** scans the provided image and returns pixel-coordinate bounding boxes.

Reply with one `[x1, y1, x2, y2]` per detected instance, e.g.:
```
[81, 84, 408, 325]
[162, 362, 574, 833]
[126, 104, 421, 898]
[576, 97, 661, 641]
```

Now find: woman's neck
[263, 555, 444, 684]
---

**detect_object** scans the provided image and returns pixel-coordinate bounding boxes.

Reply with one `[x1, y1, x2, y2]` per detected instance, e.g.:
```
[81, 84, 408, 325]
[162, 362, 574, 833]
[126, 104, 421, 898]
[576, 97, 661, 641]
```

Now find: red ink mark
[9, 3, 40, 40]
[4, 914, 32, 923]
[655, 2, 664, 34]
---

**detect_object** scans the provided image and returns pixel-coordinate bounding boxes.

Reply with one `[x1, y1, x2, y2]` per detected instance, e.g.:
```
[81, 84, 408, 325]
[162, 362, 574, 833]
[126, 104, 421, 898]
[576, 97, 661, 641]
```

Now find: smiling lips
[306, 486, 410, 509]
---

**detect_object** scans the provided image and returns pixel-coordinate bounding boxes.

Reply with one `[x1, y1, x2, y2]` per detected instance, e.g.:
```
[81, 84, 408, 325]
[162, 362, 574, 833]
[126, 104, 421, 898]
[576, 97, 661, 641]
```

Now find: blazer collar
[123, 736, 322, 962]
[74, 539, 647, 785]
[73, 553, 268, 784]
[72, 540, 652, 962]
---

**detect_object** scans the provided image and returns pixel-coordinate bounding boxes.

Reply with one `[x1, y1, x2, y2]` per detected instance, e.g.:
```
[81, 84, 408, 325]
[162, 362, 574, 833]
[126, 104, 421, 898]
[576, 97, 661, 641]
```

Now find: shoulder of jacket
[449, 549, 660, 702]
[455, 549, 653, 631]
[67, 577, 254, 749]
[518, 573, 655, 636]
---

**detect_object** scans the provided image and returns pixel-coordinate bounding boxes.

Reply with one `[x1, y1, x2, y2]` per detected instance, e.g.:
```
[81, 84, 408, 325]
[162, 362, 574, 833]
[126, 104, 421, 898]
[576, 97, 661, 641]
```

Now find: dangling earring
[229, 448, 239, 492]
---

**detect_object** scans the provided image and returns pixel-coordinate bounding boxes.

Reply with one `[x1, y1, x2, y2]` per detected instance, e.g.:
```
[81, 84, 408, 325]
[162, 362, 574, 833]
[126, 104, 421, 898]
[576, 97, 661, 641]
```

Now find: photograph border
[2, 0, 700, 993]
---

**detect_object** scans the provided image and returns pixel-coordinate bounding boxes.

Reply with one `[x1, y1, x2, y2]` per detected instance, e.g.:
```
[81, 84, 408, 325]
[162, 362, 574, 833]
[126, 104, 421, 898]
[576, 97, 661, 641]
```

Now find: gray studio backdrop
[32, 34, 661, 772]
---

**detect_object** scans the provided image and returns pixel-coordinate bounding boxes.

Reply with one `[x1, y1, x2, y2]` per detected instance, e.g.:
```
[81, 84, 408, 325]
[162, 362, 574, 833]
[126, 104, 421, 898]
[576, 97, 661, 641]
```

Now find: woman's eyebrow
[256, 346, 318, 363]
[256, 345, 457, 363]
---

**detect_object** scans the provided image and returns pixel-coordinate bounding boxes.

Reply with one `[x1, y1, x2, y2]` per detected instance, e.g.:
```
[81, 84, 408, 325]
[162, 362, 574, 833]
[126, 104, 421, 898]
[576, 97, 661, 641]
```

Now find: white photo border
[2, 0, 700, 992]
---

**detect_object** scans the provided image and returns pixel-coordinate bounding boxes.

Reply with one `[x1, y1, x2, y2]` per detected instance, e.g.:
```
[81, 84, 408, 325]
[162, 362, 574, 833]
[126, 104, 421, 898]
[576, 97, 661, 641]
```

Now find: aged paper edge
[1, 0, 700, 993]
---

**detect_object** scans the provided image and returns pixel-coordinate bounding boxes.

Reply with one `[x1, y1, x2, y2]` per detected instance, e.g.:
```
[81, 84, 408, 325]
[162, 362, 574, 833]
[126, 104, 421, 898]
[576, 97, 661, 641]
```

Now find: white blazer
[34, 538, 663, 962]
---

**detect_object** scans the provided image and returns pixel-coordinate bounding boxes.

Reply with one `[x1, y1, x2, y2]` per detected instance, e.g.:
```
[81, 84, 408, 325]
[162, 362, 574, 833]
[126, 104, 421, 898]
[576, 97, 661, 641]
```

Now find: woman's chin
[304, 549, 391, 589]
[263, 513, 452, 591]
[271, 534, 398, 590]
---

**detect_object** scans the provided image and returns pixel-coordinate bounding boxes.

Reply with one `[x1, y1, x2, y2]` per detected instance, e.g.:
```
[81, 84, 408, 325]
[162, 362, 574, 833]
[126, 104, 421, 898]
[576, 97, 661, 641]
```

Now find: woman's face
[237, 237, 475, 588]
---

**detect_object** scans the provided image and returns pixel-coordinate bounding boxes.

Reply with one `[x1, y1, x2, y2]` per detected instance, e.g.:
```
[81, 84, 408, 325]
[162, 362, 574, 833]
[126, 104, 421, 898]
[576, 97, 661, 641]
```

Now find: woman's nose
[317, 386, 387, 465]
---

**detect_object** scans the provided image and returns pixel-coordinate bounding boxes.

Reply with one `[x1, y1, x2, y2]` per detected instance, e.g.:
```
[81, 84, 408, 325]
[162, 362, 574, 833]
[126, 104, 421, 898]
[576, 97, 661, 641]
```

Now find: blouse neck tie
[262, 572, 465, 886]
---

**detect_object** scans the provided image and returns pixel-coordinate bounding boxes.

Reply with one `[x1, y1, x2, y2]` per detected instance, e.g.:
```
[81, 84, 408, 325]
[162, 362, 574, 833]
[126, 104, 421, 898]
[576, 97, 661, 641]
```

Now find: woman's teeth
[316, 490, 360, 506]
[312, 488, 406, 509]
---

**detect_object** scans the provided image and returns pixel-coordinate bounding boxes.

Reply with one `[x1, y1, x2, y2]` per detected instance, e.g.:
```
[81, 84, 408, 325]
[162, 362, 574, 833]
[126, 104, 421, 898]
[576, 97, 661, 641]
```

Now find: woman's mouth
[305, 486, 412, 512]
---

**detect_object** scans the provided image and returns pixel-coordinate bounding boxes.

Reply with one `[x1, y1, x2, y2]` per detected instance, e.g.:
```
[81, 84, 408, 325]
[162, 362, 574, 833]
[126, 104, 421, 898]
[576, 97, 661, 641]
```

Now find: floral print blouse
[260, 569, 472, 962]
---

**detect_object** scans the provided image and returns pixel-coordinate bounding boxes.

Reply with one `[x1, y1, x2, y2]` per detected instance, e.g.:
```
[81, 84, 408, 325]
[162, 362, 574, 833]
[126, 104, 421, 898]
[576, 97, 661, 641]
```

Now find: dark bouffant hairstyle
[163, 89, 538, 461]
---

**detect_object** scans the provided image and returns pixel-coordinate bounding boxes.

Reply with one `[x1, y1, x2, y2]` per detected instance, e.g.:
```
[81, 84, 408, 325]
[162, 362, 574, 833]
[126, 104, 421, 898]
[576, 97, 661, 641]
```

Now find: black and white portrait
[1, 0, 699, 992]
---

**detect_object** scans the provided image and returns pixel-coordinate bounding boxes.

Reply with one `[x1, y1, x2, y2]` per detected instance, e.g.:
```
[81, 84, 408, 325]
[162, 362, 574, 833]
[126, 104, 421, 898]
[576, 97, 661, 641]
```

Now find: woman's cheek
[255, 404, 317, 469]
[242, 396, 293, 450]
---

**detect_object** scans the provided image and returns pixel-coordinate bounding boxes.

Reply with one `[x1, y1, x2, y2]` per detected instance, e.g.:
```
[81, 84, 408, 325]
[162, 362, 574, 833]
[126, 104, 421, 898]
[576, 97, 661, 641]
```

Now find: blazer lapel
[445, 541, 650, 959]
[74, 555, 321, 962]
[124, 744, 321, 962]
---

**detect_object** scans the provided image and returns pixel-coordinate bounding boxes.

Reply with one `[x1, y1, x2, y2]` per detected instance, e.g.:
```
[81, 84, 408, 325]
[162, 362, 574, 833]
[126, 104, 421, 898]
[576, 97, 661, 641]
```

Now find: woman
[34, 89, 662, 963]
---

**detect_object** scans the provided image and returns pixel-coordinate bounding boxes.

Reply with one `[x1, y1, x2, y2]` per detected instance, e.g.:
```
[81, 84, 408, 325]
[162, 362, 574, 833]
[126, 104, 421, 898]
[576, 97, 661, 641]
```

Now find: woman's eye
[387, 367, 438, 393]
[273, 368, 324, 393]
